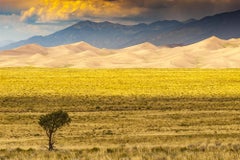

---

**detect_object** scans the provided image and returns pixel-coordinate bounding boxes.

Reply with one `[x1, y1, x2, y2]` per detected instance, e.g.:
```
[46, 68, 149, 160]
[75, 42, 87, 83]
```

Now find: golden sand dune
[1, 44, 47, 56]
[0, 36, 239, 68]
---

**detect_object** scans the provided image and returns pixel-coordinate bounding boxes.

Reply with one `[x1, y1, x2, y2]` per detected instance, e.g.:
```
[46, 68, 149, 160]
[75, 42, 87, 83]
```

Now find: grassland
[0, 68, 240, 159]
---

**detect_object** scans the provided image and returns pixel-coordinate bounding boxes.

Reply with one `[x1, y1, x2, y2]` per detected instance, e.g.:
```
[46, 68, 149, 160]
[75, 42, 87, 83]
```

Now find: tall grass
[0, 68, 240, 159]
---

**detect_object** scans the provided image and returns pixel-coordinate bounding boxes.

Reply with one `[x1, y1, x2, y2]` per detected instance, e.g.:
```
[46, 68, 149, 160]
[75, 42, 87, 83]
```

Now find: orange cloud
[0, 0, 39, 11]
[1, 0, 240, 23]
[20, 0, 142, 22]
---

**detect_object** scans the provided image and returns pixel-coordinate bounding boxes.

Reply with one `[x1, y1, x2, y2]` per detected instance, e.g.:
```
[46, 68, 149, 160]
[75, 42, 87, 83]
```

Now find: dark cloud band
[1, 0, 240, 23]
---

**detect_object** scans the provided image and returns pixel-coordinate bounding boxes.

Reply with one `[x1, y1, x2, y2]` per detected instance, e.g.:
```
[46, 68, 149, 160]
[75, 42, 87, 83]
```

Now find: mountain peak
[151, 20, 181, 24]
[204, 36, 224, 42]
[56, 41, 99, 53]
[138, 42, 158, 48]
[189, 36, 227, 50]
[183, 18, 197, 24]
[70, 41, 97, 48]
[100, 21, 114, 24]
[124, 42, 158, 50]
[2, 9, 240, 50]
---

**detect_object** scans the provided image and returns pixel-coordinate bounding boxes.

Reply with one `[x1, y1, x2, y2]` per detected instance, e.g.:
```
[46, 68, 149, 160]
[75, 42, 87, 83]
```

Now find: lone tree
[39, 110, 71, 151]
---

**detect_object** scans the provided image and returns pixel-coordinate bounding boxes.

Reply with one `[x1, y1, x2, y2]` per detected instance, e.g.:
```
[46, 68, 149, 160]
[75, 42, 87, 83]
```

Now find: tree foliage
[39, 110, 71, 151]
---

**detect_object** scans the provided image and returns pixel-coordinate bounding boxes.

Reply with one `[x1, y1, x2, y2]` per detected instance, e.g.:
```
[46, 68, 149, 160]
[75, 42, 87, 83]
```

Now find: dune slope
[0, 37, 239, 68]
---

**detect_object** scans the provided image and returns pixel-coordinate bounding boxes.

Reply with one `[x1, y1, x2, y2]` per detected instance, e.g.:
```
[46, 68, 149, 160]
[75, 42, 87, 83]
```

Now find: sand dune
[0, 37, 239, 68]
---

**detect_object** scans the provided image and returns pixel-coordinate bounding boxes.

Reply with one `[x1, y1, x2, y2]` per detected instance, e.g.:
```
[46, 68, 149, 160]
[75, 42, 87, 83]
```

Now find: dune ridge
[0, 36, 239, 68]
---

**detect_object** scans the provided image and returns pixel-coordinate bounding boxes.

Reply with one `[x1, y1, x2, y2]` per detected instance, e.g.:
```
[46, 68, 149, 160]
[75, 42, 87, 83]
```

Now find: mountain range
[2, 9, 240, 50]
[0, 36, 239, 68]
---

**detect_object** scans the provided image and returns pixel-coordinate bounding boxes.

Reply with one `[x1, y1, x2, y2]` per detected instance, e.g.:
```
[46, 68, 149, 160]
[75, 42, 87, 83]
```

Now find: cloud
[0, 0, 39, 14]
[1, 0, 240, 24]
[0, 14, 71, 41]
[20, 0, 142, 23]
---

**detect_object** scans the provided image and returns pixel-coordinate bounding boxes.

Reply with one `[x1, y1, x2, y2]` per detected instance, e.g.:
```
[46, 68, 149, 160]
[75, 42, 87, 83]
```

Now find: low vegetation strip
[0, 68, 240, 112]
[1, 68, 240, 97]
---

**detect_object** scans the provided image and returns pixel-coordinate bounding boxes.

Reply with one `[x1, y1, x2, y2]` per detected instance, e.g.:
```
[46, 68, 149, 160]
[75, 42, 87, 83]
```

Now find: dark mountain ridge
[2, 9, 240, 50]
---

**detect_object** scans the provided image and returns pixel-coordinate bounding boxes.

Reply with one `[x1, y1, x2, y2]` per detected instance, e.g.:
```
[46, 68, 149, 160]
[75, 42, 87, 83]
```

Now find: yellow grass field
[0, 68, 240, 160]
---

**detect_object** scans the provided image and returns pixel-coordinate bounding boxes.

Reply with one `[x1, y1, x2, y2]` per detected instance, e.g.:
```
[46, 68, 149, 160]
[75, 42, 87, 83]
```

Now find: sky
[1, 0, 240, 42]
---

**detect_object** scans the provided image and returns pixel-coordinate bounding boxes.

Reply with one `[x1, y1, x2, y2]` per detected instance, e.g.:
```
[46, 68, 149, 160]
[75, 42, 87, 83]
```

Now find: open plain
[0, 68, 240, 159]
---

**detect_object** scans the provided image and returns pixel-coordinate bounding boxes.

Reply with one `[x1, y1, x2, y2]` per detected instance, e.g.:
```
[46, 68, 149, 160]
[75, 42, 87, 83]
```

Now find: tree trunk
[48, 132, 54, 151]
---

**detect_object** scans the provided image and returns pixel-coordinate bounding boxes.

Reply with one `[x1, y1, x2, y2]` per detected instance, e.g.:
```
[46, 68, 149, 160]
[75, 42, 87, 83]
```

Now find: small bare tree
[39, 110, 71, 151]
